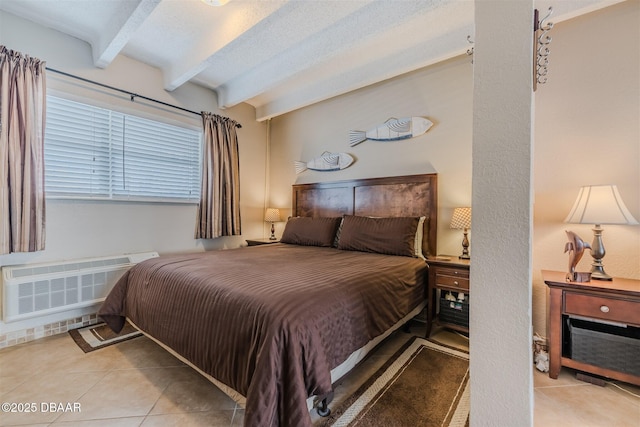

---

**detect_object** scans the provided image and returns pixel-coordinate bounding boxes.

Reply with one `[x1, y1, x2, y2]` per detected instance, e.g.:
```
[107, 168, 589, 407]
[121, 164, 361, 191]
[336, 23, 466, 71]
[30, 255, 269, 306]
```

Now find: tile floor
[0, 323, 638, 426]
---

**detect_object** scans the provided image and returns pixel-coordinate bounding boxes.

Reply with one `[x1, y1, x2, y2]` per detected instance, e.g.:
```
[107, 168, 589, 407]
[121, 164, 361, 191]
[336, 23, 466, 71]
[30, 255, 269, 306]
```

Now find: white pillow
[415, 216, 426, 260]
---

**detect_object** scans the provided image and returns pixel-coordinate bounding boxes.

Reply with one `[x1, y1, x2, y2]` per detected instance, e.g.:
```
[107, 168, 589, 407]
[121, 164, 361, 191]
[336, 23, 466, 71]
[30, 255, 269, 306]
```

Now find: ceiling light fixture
[201, 0, 230, 6]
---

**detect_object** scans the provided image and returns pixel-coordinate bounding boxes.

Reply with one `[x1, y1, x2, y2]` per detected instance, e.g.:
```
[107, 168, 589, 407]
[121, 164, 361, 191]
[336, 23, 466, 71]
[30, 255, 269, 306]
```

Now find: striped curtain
[0, 46, 47, 254]
[195, 112, 241, 239]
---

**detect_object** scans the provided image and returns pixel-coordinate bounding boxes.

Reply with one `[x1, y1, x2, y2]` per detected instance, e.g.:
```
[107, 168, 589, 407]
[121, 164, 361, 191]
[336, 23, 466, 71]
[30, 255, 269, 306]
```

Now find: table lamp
[450, 207, 472, 259]
[264, 208, 282, 240]
[564, 184, 638, 280]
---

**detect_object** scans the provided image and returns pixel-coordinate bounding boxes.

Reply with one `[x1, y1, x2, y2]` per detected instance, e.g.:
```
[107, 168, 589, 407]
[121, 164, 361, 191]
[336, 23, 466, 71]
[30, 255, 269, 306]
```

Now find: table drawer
[434, 266, 469, 278]
[435, 271, 469, 291]
[565, 292, 640, 325]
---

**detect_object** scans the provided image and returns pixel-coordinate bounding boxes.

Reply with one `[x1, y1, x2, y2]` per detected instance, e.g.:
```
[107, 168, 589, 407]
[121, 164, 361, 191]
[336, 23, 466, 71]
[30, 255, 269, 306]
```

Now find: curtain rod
[45, 67, 241, 128]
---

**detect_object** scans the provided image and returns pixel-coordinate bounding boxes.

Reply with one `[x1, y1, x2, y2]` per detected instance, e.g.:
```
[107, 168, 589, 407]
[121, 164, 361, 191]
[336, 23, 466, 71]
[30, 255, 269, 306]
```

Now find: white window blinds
[45, 96, 201, 202]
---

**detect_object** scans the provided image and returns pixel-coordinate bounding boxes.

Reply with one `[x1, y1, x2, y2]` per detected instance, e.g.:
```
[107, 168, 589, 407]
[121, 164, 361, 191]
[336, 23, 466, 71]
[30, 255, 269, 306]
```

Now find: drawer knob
[454, 281, 459, 285]
[600, 305, 610, 313]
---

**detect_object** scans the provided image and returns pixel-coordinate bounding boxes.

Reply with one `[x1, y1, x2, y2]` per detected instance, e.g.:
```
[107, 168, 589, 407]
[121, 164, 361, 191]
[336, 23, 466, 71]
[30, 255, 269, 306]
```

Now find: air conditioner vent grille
[7, 256, 133, 279]
[3, 252, 158, 322]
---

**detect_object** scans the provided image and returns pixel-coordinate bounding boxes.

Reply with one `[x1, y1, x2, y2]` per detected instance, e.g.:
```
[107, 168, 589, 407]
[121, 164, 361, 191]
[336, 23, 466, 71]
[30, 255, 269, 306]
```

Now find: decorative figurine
[564, 230, 592, 282]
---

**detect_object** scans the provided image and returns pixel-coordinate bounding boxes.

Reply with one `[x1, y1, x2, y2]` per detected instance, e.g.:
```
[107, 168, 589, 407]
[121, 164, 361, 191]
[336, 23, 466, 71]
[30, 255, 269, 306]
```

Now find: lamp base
[590, 225, 612, 281]
[590, 264, 612, 281]
[459, 229, 470, 260]
[269, 222, 277, 240]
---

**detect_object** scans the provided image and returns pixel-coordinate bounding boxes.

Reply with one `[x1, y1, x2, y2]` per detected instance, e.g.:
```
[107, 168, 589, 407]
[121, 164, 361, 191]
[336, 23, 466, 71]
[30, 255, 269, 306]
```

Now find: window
[44, 96, 201, 202]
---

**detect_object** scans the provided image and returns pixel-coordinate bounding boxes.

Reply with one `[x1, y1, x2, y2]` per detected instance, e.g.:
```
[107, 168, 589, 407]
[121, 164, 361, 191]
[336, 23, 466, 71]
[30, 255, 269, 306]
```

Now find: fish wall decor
[294, 152, 354, 174]
[349, 116, 433, 146]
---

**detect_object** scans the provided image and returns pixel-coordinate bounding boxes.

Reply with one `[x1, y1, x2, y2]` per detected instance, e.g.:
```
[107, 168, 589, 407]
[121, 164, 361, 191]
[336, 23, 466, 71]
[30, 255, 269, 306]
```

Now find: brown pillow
[280, 217, 342, 247]
[337, 215, 421, 257]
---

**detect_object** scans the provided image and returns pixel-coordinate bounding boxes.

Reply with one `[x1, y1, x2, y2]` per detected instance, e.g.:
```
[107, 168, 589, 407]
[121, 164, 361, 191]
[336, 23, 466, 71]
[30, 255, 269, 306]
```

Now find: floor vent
[2, 252, 158, 323]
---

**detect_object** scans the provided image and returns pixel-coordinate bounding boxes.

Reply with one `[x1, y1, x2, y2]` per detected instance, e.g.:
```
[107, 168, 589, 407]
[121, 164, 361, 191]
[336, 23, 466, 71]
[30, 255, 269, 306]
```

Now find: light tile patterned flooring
[0, 323, 638, 426]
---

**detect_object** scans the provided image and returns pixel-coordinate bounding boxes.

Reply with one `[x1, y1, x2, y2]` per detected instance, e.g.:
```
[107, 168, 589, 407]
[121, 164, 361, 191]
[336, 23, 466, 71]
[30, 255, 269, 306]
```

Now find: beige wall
[270, 0, 639, 343]
[533, 0, 640, 335]
[270, 56, 474, 256]
[471, 1, 535, 423]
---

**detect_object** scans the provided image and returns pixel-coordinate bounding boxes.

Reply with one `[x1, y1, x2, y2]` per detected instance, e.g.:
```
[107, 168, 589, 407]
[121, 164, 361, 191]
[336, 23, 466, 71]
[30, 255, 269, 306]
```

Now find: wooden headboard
[292, 174, 438, 257]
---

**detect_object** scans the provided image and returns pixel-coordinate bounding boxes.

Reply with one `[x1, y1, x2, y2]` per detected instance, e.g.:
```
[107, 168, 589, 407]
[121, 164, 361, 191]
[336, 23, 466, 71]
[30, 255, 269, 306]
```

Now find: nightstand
[543, 270, 640, 386]
[426, 256, 471, 337]
[246, 238, 280, 246]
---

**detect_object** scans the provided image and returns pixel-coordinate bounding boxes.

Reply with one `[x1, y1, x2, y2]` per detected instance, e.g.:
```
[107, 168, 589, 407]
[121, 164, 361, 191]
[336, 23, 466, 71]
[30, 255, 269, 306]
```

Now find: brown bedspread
[98, 244, 426, 427]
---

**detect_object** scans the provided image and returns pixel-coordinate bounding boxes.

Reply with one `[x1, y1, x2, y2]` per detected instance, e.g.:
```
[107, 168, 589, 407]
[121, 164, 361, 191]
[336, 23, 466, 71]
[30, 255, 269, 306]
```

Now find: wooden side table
[246, 238, 280, 246]
[426, 256, 471, 337]
[543, 270, 640, 386]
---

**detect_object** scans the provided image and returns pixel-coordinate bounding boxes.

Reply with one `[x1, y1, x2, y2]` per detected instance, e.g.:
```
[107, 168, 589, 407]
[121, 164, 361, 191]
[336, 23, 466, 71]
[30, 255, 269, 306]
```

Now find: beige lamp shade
[264, 208, 282, 223]
[450, 207, 472, 229]
[564, 185, 638, 225]
[564, 184, 637, 281]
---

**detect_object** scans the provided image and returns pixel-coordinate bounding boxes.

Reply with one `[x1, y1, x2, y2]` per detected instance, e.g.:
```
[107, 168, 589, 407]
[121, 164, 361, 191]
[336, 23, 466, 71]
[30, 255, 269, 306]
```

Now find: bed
[98, 173, 438, 427]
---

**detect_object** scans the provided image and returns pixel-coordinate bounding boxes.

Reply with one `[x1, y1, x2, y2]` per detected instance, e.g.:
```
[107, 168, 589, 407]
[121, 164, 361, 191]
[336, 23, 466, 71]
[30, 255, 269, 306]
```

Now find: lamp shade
[564, 185, 638, 225]
[450, 207, 472, 229]
[264, 208, 282, 223]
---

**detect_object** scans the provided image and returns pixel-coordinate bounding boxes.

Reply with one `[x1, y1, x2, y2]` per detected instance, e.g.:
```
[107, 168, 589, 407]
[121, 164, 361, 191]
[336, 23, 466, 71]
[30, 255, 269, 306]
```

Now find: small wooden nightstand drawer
[565, 292, 640, 325]
[434, 267, 469, 291]
[436, 274, 469, 291]
[435, 266, 469, 279]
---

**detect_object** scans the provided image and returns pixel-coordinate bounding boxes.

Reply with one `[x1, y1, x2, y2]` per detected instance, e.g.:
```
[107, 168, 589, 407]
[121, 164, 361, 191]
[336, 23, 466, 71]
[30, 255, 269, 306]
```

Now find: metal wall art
[349, 117, 433, 147]
[534, 7, 554, 91]
[466, 35, 474, 62]
[294, 151, 354, 174]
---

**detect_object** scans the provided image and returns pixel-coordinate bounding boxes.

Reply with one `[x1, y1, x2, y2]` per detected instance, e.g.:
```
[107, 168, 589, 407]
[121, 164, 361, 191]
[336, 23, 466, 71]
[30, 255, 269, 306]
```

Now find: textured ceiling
[0, 0, 621, 121]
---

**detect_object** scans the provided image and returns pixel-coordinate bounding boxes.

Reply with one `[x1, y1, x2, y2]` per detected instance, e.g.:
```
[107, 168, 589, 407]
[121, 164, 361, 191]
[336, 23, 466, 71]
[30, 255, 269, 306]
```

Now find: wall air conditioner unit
[2, 252, 158, 323]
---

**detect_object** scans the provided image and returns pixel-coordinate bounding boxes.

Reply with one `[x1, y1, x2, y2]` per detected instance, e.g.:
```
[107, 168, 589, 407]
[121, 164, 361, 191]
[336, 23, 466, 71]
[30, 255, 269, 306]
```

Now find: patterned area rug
[69, 321, 142, 353]
[318, 336, 470, 427]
